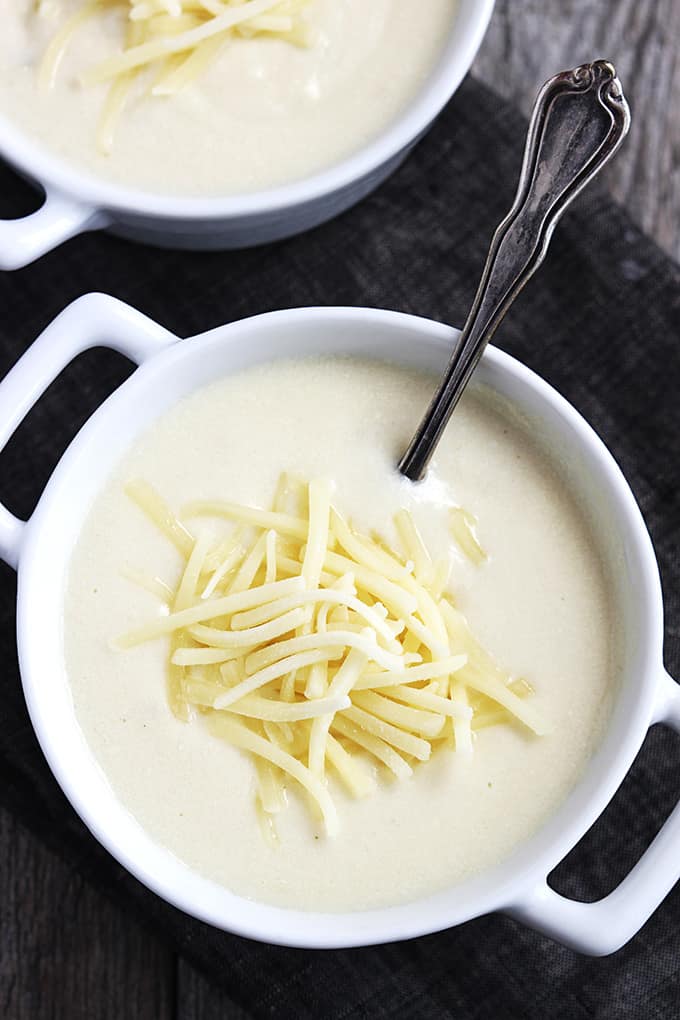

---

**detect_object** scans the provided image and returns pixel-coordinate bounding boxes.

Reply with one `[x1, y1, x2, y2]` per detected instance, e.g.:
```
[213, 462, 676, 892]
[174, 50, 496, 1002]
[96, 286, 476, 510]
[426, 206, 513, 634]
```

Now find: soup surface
[0, 0, 457, 195]
[64, 357, 616, 911]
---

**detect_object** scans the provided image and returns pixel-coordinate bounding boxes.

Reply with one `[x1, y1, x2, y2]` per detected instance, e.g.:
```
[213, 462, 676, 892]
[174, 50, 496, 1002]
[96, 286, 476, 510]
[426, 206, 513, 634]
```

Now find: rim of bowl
[0, 0, 494, 220]
[15, 305, 664, 947]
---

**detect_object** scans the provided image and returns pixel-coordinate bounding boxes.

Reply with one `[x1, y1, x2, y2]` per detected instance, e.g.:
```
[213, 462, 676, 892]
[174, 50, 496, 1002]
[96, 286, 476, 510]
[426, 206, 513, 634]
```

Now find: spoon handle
[399, 60, 631, 481]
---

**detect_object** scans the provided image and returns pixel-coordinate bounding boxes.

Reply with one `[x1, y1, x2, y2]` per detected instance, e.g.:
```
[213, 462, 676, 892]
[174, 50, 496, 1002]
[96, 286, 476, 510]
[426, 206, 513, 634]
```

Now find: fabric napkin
[1, 75, 679, 1018]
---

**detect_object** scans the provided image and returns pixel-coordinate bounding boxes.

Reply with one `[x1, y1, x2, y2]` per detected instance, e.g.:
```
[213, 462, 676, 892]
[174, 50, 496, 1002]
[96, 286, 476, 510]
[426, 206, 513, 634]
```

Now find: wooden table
[2, 2, 679, 1016]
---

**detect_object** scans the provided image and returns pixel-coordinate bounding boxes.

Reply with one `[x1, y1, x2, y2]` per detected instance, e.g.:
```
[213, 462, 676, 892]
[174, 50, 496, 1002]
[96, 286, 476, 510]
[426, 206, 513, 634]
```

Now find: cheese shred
[119, 474, 546, 838]
[36, 0, 313, 151]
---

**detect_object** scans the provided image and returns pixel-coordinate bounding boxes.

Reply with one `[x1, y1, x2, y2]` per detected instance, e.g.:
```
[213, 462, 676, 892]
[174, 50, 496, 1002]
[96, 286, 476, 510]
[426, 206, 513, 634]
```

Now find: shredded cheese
[36, 0, 313, 152]
[120, 475, 546, 839]
[450, 506, 488, 565]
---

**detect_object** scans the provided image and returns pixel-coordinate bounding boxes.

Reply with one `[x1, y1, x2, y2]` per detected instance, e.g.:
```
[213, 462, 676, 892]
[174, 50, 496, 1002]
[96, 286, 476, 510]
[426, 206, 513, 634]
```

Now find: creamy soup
[0, 0, 457, 195]
[63, 358, 616, 912]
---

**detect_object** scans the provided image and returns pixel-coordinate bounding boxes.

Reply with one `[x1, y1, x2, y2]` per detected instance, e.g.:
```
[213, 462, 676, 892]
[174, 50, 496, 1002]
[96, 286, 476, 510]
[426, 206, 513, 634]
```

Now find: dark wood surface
[2, 2, 679, 1016]
[473, 0, 680, 262]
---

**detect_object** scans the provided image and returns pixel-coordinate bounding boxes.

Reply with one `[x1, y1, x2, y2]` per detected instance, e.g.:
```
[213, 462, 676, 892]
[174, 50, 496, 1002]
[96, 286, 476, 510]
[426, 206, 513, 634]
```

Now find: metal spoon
[398, 59, 631, 481]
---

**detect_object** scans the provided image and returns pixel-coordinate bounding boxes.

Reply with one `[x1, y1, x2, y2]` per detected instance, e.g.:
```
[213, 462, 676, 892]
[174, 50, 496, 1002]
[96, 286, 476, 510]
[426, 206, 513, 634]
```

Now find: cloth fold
[1, 76, 679, 1018]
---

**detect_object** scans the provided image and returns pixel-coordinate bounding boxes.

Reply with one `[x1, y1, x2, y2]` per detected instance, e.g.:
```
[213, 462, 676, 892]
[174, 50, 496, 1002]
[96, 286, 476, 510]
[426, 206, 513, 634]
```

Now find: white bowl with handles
[0, 0, 493, 270]
[1, 294, 678, 955]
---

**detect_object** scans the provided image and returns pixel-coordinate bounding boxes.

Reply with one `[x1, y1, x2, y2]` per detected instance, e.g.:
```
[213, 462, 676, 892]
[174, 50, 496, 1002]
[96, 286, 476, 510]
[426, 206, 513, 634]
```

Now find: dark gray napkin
[1, 76, 680, 1019]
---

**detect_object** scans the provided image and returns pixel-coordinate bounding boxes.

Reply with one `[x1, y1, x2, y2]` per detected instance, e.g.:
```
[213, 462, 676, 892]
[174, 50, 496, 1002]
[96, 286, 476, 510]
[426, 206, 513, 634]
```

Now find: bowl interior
[17, 307, 662, 947]
[0, 0, 494, 218]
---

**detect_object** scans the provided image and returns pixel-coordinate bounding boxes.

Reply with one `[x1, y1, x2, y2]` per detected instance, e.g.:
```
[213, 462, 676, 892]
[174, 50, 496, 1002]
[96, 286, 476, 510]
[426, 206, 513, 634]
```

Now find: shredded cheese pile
[118, 475, 545, 840]
[36, 0, 312, 152]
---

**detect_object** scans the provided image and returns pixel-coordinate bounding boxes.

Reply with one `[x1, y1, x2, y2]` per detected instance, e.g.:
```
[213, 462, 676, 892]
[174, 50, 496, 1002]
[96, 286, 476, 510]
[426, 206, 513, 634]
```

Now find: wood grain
[0, 806, 175, 1020]
[472, 0, 680, 262]
[2, 3, 679, 1018]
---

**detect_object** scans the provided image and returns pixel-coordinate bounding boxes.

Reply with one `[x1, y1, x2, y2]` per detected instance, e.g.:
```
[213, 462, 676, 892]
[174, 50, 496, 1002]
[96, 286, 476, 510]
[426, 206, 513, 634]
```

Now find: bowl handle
[0, 293, 178, 567]
[504, 669, 680, 955]
[0, 190, 105, 270]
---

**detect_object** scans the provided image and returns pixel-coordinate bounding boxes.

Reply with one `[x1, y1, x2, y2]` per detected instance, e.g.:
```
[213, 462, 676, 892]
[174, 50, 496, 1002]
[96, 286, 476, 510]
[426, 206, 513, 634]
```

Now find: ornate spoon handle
[398, 60, 631, 481]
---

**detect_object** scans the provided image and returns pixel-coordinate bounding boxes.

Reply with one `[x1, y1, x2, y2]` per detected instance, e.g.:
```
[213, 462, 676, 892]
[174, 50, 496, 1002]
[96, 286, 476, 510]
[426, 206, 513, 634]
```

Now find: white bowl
[1, 295, 678, 955]
[0, 0, 494, 269]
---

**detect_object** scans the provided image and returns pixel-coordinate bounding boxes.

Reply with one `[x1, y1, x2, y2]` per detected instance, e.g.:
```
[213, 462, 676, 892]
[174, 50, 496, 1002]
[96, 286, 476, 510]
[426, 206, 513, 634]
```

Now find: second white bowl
[0, 0, 494, 268]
